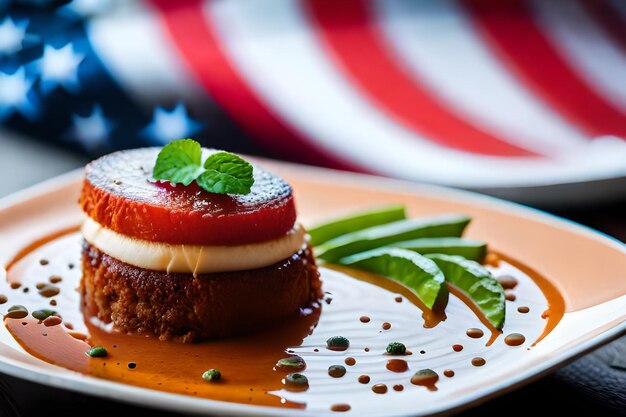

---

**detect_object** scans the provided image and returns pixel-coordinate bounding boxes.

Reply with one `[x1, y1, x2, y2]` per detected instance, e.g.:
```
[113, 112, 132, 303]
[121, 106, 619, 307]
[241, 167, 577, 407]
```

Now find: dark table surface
[0, 131, 624, 416]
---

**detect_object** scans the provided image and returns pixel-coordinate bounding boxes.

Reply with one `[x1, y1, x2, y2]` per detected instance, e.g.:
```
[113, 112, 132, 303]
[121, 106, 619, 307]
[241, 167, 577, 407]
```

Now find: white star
[0, 68, 37, 120]
[68, 105, 113, 152]
[142, 103, 202, 145]
[38, 43, 84, 94]
[58, 0, 112, 18]
[0, 17, 27, 55]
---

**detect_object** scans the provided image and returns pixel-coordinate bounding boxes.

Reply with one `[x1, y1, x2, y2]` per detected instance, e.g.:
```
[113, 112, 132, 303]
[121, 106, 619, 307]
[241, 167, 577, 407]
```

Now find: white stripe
[375, 0, 588, 156]
[87, 1, 206, 108]
[204, 0, 626, 188]
[533, 0, 626, 114]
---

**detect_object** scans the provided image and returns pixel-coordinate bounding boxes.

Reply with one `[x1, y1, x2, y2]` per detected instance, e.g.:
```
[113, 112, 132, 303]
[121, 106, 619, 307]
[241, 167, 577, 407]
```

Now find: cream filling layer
[81, 217, 307, 274]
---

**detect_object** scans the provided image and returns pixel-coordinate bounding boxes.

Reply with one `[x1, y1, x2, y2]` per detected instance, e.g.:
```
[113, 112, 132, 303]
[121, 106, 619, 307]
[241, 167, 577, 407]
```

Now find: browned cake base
[81, 242, 322, 342]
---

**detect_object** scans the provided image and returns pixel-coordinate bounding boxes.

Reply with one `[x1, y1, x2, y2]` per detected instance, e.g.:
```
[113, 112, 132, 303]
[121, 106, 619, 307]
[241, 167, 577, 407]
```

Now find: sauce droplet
[282, 373, 309, 392]
[39, 259, 49, 266]
[382, 322, 391, 330]
[32, 309, 57, 320]
[504, 333, 526, 346]
[359, 316, 370, 323]
[393, 384, 404, 391]
[443, 369, 455, 378]
[452, 344, 463, 352]
[0, 295, 7, 304]
[330, 404, 351, 412]
[38, 284, 60, 298]
[371, 384, 388, 394]
[386, 359, 408, 373]
[344, 357, 356, 366]
[358, 375, 370, 384]
[5, 305, 28, 319]
[43, 316, 62, 327]
[504, 290, 516, 301]
[466, 328, 484, 339]
[394, 296, 402, 303]
[49, 275, 63, 284]
[327, 336, 350, 351]
[328, 365, 346, 378]
[518, 306, 530, 313]
[10, 282, 20, 290]
[275, 355, 306, 372]
[497, 275, 518, 289]
[471, 357, 486, 367]
[410, 369, 439, 390]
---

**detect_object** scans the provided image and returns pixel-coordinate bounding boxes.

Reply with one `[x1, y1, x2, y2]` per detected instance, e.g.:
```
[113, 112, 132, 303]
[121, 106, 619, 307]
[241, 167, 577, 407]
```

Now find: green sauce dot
[326, 336, 350, 350]
[32, 309, 57, 320]
[86, 346, 108, 358]
[275, 355, 306, 371]
[328, 365, 347, 378]
[284, 373, 308, 391]
[386, 342, 406, 355]
[202, 369, 221, 382]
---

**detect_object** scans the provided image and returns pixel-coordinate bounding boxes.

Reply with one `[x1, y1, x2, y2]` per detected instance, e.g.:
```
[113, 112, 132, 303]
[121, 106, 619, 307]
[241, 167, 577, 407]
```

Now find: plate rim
[0, 164, 624, 417]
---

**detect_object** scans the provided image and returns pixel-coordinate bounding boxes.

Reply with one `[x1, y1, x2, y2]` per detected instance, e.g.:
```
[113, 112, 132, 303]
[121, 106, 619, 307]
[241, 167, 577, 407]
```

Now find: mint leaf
[152, 139, 203, 186]
[196, 151, 254, 195]
[152, 140, 254, 194]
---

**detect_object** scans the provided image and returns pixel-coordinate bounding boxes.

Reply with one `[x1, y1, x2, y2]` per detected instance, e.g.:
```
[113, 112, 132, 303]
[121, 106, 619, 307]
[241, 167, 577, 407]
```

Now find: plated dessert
[78, 141, 321, 341]
[1, 140, 569, 414]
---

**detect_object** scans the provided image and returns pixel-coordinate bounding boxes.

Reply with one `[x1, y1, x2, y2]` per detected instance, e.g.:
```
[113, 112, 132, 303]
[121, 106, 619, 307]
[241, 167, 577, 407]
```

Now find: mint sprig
[152, 139, 203, 186]
[152, 139, 254, 195]
[197, 151, 254, 194]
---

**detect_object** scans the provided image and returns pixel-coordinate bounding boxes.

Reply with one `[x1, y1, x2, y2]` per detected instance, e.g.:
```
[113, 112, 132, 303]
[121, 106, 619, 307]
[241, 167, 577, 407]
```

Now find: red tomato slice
[80, 148, 296, 246]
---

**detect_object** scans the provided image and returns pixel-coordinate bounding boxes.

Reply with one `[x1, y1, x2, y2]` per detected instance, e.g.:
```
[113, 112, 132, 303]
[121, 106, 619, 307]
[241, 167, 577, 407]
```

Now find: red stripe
[306, 0, 537, 157]
[582, 0, 626, 54]
[148, 0, 370, 173]
[464, 0, 626, 138]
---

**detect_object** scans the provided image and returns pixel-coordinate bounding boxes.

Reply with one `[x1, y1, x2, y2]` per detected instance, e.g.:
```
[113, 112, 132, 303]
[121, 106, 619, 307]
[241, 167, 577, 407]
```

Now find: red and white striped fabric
[88, 0, 626, 203]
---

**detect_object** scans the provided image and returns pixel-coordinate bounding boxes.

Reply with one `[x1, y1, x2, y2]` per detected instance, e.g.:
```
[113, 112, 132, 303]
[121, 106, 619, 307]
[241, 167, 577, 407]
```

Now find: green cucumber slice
[339, 248, 449, 310]
[391, 238, 487, 262]
[426, 254, 505, 329]
[308, 205, 406, 247]
[316, 214, 471, 262]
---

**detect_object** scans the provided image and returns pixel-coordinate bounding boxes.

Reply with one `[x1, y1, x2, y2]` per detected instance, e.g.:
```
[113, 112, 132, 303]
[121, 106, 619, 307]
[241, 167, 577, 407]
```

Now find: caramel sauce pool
[2, 233, 564, 411]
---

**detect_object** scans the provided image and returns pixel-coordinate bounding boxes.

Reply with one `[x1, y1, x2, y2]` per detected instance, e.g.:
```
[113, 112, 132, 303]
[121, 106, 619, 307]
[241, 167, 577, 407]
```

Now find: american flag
[1, 0, 626, 203]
